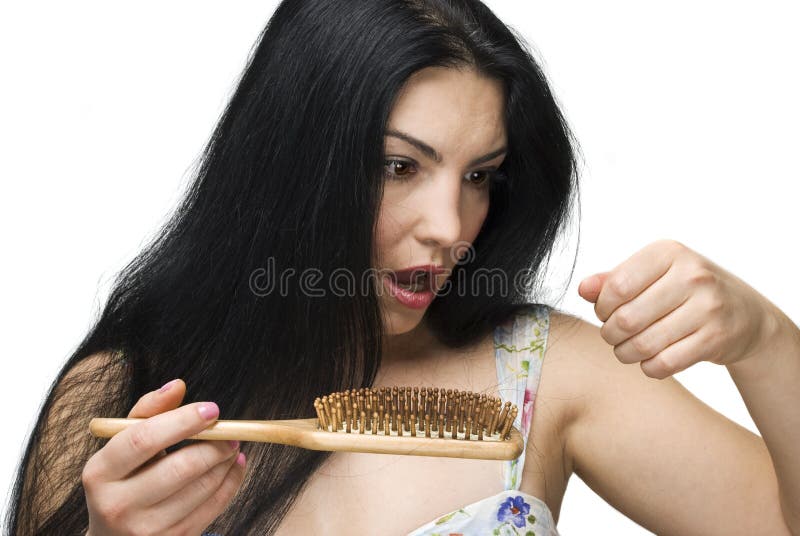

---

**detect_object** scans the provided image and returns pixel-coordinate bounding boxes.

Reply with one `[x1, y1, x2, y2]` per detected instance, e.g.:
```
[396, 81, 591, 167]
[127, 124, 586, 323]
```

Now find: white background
[2, 2, 798, 533]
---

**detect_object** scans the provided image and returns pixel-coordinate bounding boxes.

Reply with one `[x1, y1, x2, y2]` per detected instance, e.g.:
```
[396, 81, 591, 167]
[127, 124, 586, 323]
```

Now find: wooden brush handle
[89, 417, 524, 460]
[89, 417, 319, 443]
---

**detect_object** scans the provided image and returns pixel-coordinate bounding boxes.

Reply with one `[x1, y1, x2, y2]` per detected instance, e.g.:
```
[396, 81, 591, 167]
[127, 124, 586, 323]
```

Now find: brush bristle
[313, 386, 518, 441]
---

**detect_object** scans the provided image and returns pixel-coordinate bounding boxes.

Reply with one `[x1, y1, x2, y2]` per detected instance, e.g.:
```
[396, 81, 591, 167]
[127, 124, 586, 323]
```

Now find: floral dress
[406, 303, 560, 536]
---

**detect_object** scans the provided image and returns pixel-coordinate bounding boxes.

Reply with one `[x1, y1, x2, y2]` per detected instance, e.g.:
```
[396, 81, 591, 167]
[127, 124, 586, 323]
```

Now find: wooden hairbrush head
[89, 386, 524, 460]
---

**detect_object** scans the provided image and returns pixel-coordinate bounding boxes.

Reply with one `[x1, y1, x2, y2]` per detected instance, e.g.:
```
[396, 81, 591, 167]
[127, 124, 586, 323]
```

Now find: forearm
[727, 300, 800, 533]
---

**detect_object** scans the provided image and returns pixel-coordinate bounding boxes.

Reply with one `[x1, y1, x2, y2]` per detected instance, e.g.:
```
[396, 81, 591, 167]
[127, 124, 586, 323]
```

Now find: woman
[7, 0, 799, 534]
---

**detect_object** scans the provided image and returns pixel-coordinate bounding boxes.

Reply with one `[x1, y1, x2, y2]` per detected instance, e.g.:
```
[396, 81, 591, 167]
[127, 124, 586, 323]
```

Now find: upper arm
[554, 313, 791, 535]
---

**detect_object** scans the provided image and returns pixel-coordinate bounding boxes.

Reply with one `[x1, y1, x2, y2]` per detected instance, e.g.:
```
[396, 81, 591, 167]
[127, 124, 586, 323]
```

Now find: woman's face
[375, 66, 508, 335]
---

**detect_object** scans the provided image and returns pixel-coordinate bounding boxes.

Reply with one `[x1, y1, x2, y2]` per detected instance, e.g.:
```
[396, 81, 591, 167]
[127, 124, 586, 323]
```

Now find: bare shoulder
[536, 308, 656, 476]
[527, 308, 633, 478]
[539, 306, 644, 427]
[536, 308, 593, 438]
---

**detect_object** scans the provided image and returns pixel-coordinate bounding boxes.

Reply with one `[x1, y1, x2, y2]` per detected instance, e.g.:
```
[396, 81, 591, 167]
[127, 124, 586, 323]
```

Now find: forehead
[384, 127, 507, 167]
[386, 66, 507, 150]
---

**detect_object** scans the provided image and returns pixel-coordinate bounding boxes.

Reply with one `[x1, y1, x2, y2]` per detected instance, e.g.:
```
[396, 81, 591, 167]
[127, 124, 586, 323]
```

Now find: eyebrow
[385, 129, 507, 167]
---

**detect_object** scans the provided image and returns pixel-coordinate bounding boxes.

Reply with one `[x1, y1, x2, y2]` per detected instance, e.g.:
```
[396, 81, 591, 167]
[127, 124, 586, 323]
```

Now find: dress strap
[493, 304, 551, 490]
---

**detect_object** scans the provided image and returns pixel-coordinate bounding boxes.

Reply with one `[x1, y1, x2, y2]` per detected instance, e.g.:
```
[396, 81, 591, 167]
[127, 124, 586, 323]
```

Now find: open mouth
[389, 271, 434, 292]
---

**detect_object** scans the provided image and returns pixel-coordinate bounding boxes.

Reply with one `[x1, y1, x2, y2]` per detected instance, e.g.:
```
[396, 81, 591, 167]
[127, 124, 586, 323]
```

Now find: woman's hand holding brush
[82, 379, 245, 536]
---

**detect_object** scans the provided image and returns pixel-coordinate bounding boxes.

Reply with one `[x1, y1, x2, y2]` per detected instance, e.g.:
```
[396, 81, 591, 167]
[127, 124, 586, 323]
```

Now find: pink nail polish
[158, 379, 177, 393]
[236, 452, 246, 467]
[198, 402, 220, 420]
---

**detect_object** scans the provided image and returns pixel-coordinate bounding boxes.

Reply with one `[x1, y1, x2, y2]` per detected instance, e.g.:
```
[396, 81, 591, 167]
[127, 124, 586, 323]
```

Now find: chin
[382, 307, 424, 336]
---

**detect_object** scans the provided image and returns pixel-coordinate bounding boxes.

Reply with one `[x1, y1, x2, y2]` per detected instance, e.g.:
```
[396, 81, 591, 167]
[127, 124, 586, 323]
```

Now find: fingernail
[236, 452, 246, 467]
[228, 440, 240, 450]
[198, 402, 220, 420]
[158, 379, 177, 393]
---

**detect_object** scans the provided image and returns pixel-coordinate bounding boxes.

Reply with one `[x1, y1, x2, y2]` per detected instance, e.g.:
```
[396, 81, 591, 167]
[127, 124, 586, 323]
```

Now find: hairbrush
[89, 386, 523, 460]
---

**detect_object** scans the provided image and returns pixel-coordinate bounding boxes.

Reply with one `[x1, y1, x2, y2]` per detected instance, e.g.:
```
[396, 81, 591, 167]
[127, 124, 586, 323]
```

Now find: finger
[594, 240, 679, 322]
[599, 266, 690, 346]
[126, 439, 240, 507]
[165, 451, 247, 536]
[145, 447, 244, 529]
[95, 401, 221, 481]
[127, 379, 188, 460]
[578, 272, 609, 304]
[611, 292, 704, 364]
[127, 379, 187, 418]
[639, 326, 708, 379]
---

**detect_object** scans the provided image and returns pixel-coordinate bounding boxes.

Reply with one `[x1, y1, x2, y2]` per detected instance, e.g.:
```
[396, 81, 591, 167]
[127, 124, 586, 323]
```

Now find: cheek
[461, 195, 490, 241]
[374, 201, 406, 260]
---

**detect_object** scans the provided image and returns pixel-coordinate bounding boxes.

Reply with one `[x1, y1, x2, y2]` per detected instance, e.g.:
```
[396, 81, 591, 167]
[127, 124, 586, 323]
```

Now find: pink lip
[383, 275, 437, 309]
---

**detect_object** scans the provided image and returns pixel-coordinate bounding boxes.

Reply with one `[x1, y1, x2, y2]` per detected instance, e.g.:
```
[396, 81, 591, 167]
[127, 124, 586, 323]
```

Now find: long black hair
[5, 0, 580, 533]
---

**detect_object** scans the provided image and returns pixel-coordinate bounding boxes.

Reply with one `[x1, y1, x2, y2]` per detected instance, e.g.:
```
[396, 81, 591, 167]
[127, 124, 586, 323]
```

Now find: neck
[381, 317, 438, 365]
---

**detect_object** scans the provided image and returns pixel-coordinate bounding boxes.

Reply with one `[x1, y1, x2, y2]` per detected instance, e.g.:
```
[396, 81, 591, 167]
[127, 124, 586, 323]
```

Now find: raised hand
[577, 239, 778, 379]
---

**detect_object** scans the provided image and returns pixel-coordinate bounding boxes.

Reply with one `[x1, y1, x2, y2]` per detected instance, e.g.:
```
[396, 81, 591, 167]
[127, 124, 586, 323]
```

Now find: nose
[414, 172, 462, 250]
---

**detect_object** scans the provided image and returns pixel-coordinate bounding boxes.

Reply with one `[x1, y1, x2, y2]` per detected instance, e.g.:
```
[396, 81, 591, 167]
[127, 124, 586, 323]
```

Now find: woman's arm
[726, 301, 800, 533]
[558, 314, 796, 535]
[567, 239, 800, 534]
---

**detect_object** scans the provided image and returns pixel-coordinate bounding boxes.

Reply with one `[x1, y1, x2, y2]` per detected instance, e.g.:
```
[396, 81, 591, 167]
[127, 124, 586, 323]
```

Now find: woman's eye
[466, 170, 492, 187]
[467, 169, 507, 188]
[383, 158, 505, 188]
[383, 159, 416, 180]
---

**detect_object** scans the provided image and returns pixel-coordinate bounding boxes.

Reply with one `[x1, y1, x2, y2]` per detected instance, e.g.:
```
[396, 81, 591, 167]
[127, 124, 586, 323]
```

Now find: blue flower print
[496, 495, 531, 528]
